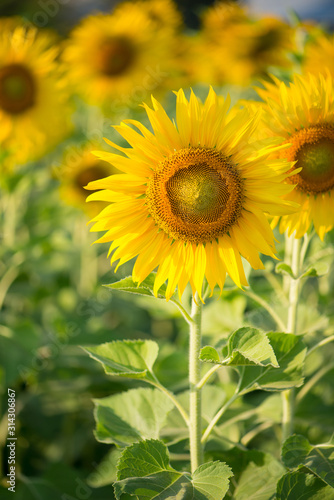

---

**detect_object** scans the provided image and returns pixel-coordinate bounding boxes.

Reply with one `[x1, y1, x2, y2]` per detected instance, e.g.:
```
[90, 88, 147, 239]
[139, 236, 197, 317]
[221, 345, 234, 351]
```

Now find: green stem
[3, 192, 17, 247]
[281, 235, 301, 442]
[282, 388, 295, 441]
[201, 393, 239, 444]
[306, 334, 334, 358]
[201, 366, 243, 444]
[296, 361, 334, 404]
[196, 364, 221, 390]
[260, 269, 287, 305]
[243, 289, 286, 331]
[78, 217, 97, 296]
[189, 292, 203, 472]
[241, 420, 275, 446]
[170, 298, 194, 326]
[150, 376, 189, 426]
[283, 232, 293, 295]
[286, 237, 301, 333]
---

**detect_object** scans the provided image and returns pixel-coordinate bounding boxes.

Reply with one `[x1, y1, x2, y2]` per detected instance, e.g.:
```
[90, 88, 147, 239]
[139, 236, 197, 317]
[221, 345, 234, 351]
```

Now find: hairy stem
[282, 234, 301, 442]
[189, 292, 203, 472]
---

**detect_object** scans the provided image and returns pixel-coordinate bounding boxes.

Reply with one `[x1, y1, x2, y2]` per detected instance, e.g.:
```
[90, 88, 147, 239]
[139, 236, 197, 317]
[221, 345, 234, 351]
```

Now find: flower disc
[280, 126, 334, 195]
[58, 144, 114, 217]
[94, 37, 135, 76]
[75, 163, 111, 195]
[147, 147, 244, 243]
[0, 63, 35, 114]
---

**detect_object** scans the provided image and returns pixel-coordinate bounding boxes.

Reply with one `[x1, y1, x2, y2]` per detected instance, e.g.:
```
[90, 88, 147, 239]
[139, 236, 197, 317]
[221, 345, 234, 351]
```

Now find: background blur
[0, 1, 334, 499]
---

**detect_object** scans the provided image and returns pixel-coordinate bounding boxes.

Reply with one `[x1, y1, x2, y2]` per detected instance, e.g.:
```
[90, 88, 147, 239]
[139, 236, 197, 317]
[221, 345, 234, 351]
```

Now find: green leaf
[192, 462, 233, 500]
[200, 346, 221, 364]
[94, 388, 174, 447]
[227, 327, 279, 367]
[300, 262, 329, 279]
[275, 262, 294, 278]
[87, 448, 121, 487]
[200, 328, 278, 368]
[207, 448, 285, 500]
[276, 471, 334, 500]
[282, 434, 334, 488]
[233, 450, 286, 500]
[238, 332, 306, 393]
[105, 274, 168, 299]
[83, 340, 158, 381]
[114, 439, 233, 499]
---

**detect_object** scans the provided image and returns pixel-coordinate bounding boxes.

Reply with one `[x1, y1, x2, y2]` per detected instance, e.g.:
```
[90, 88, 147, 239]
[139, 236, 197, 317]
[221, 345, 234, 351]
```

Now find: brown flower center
[251, 27, 282, 58]
[0, 64, 36, 114]
[95, 37, 135, 76]
[147, 147, 244, 244]
[280, 125, 334, 194]
[75, 163, 109, 195]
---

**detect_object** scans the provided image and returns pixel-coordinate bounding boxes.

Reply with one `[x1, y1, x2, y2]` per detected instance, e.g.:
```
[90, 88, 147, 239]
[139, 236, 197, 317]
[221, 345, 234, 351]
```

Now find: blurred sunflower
[202, 1, 248, 33]
[191, 3, 295, 86]
[0, 23, 70, 167]
[62, 2, 181, 111]
[58, 144, 114, 217]
[303, 32, 334, 79]
[256, 73, 334, 240]
[86, 88, 297, 300]
[116, 0, 183, 33]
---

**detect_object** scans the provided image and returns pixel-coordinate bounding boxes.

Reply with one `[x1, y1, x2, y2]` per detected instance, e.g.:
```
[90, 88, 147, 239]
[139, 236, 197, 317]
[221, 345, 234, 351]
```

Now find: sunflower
[202, 1, 249, 33]
[62, 3, 181, 112]
[256, 72, 334, 240]
[86, 88, 297, 300]
[115, 0, 183, 33]
[0, 23, 70, 167]
[303, 32, 334, 79]
[57, 144, 115, 217]
[192, 4, 295, 86]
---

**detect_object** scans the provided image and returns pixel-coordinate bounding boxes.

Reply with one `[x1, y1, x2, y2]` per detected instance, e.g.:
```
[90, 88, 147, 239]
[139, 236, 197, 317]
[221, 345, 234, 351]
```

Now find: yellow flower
[202, 1, 248, 33]
[256, 73, 334, 240]
[303, 32, 334, 79]
[62, 3, 181, 111]
[191, 4, 295, 86]
[86, 89, 297, 301]
[116, 0, 183, 33]
[0, 23, 70, 167]
[57, 144, 115, 218]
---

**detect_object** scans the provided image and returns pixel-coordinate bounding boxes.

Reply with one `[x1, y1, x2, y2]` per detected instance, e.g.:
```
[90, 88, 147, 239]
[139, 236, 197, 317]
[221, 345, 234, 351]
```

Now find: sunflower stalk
[281, 234, 302, 442]
[189, 292, 203, 472]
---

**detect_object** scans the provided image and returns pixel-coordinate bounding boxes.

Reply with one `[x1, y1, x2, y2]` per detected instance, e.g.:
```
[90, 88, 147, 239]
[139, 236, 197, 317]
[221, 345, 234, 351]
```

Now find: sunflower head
[0, 22, 71, 167]
[189, 8, 294, 87]
[62, 4, 182, 111]
[86, 88, 297, 300]
[58, 144, 114, 217]
[256, 72, 334, 240]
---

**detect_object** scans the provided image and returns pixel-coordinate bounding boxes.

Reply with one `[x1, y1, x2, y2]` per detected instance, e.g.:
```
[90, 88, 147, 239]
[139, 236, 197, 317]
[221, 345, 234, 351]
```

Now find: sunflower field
[1, 0, 334, 499]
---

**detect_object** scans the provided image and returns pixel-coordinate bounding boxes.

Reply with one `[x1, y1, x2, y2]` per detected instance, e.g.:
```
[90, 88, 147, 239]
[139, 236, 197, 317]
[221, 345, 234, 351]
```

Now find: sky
[246, 0, 334, 26]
